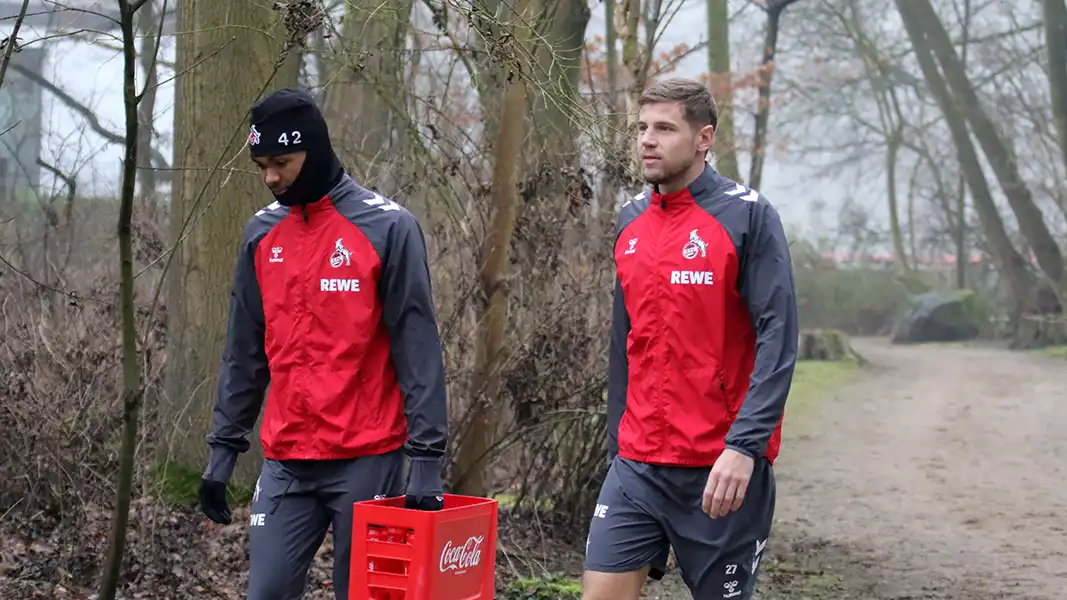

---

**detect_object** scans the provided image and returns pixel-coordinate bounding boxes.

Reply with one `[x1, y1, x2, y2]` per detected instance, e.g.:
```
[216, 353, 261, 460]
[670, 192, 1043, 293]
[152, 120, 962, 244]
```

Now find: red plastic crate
[350, 494, 499, 600]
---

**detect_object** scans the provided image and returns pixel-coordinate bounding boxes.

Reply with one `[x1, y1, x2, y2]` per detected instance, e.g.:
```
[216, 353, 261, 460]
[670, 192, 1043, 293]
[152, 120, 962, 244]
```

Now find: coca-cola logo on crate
[438, 535, 484, 574]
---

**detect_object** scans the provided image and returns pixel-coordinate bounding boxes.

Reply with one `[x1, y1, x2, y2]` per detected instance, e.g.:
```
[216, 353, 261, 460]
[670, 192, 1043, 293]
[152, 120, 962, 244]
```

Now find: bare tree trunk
[748, 0, 802, 191]
[617, 0, 643, 177]
[906, 159, 919, 263]
[99, 1, 150, 596]
[163, 0, 300, 485]
[1043, 0, 1067, 174]
[955, 0, 972, 290]
[706, 0, 740, 181]
[885, 130, 911, 274]
[604, 0, 619, 144]
[529, 0, 590, 162]
[321, 0, 414, 192]
[909, 0, 1063, 288]
[955, 168, 967, 288]
[136, 0, 160, 217]
[0, 0, 29, 90]
[452, 2, 535, 498]
[831, 0, 911, 274]
[895, 0, 1040, 314]
[468, 0, 509, 135]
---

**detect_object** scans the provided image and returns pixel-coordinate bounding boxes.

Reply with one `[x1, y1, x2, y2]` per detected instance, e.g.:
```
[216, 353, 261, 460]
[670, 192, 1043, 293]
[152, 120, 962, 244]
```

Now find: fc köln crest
[330, 238, 352, 268]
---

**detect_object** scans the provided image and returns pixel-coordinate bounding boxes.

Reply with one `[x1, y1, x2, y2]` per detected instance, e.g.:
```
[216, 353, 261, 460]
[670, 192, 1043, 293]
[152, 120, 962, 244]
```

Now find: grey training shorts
[583, 455, 776, 599]
[246, 449, 407, 600]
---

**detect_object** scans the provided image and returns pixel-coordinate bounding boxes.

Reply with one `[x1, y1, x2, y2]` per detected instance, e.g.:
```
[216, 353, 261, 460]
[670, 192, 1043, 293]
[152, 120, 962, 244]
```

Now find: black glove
[404, 457, 444, 511]
[198, 478, 232, 524]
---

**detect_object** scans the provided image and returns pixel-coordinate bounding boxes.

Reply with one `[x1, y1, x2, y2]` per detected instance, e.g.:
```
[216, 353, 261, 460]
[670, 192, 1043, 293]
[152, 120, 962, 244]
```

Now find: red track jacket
[608, 165, 798, 467]
[204, 175, 447, 468]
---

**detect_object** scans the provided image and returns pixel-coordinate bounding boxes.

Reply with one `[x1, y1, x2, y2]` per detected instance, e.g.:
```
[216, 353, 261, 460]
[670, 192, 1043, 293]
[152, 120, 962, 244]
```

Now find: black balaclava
[248, 87, 344, 206]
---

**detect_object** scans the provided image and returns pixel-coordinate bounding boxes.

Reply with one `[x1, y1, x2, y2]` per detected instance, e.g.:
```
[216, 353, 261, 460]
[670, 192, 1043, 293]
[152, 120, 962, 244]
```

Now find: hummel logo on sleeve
[364, 194, 400, 212]
[724, 182, 759, 202]
[255, 201, 282, 216]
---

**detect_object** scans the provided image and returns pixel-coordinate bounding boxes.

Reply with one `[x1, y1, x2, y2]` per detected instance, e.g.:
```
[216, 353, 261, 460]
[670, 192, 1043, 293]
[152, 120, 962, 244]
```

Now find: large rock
[891, 289, 984, 344]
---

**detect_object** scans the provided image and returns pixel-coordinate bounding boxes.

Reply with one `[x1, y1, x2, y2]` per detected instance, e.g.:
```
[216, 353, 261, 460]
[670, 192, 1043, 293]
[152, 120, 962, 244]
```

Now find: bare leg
[580, 566, 650, 600]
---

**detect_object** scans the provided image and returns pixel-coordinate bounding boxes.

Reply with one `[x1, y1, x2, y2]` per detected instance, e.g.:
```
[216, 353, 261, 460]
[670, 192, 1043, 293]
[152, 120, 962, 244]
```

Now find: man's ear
[698, 124, 716, 153]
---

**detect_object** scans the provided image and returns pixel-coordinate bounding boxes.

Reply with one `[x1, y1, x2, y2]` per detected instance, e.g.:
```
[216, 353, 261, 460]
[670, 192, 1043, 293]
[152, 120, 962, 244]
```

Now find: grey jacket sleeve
[204, 221, 271, 483]
[606, 278, 629, 463]
[380, 211, 449, 461]
[725, 200, 799, 459]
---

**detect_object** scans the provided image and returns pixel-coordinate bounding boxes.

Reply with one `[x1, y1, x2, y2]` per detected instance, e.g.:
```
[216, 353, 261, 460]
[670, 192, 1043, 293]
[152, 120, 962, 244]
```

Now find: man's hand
[702, 448, 755, 518]
[404, 493, 444, 511]
[405, 457, 444, 511]
[197, 478, 232, 525]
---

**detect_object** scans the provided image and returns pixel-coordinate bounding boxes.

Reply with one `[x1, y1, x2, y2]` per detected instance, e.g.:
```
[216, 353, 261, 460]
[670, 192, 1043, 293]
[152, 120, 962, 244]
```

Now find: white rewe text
[670, 270, 714, 285]
[320, 278, 361, 292]
[439, 535, 484, 573]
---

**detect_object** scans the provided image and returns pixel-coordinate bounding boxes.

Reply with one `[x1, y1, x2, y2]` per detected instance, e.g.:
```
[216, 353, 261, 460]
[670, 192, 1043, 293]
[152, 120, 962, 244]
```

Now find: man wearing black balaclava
[245, 87, 344, 208]
[196, 87, 449, 600]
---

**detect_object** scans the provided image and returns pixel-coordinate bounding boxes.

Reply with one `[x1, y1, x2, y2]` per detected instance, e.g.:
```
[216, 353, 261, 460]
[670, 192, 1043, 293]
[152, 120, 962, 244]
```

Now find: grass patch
[501, 573, 582, 600]
[754, 524, 882, 600]
[154, 460, 255, 507]
[491, 492, 554, 511]
[1036, 345, 1067, 359]
[782, 358, 862, 425]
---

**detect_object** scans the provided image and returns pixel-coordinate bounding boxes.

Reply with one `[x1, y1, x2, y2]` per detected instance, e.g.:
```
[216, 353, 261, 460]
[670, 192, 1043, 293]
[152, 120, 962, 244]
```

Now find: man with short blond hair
[581, 77, 799, 600]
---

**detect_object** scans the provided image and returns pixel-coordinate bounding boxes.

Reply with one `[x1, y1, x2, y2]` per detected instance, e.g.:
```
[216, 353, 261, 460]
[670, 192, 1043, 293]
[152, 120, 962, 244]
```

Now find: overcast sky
[2, 0, 876, 241]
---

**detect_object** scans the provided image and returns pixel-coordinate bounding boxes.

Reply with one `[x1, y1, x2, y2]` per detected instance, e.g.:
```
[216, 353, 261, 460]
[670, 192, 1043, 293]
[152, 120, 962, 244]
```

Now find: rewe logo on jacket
[319, 278, 360, 292]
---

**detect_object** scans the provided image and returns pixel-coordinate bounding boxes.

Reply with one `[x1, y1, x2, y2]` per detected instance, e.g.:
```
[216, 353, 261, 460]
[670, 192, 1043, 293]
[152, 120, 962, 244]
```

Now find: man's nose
[263, 169, 280, 185]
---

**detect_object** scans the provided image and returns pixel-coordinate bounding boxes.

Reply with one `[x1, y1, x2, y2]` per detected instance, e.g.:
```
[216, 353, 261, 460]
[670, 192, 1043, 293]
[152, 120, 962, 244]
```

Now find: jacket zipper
[655, 199, 669, 448]
[297, 205, 311, 422]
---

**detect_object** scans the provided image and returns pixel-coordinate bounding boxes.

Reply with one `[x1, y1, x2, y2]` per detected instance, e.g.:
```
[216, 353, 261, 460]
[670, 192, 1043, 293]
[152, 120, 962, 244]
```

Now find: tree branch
[7, 61, 171, 170]
[0, 0, 30, 91]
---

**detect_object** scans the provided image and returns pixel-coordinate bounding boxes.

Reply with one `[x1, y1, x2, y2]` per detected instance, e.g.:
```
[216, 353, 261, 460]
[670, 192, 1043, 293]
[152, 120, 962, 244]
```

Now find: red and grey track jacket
[607, 165, 798, 467]
[205, 175, 447, 467]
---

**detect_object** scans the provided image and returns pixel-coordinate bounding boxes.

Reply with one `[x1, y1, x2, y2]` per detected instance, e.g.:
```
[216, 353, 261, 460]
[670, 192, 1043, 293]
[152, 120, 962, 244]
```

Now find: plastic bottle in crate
[367, 525, 383, 574]
[367, 526, 394, 600]
[367, 525, 409, 600]
[402, 529, 413, 576]
[367, 525, 383, 599]
[385, 526, 408, 575]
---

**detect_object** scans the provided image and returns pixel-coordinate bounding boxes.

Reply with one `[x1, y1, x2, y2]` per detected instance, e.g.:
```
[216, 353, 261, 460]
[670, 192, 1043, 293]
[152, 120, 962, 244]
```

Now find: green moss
[155, 460, 254, 507]
[501, 573, 582, 600]
[955, 288, 991, 333]
[1036, 345, 1067, 359]
[492, 492, 518, 507]
[490, 491, 554, 511]
[790, 360, 862, 403]
[782, 360, 862, 426]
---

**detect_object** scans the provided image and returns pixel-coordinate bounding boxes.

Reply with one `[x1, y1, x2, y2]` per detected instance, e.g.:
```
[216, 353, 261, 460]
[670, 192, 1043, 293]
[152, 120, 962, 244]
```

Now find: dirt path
[771, 338, 1067, 599]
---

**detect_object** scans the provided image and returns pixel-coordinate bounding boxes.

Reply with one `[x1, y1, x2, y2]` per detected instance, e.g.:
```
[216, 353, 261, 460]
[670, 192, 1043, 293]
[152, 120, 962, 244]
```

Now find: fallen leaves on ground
[0, 497, 584, 599]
